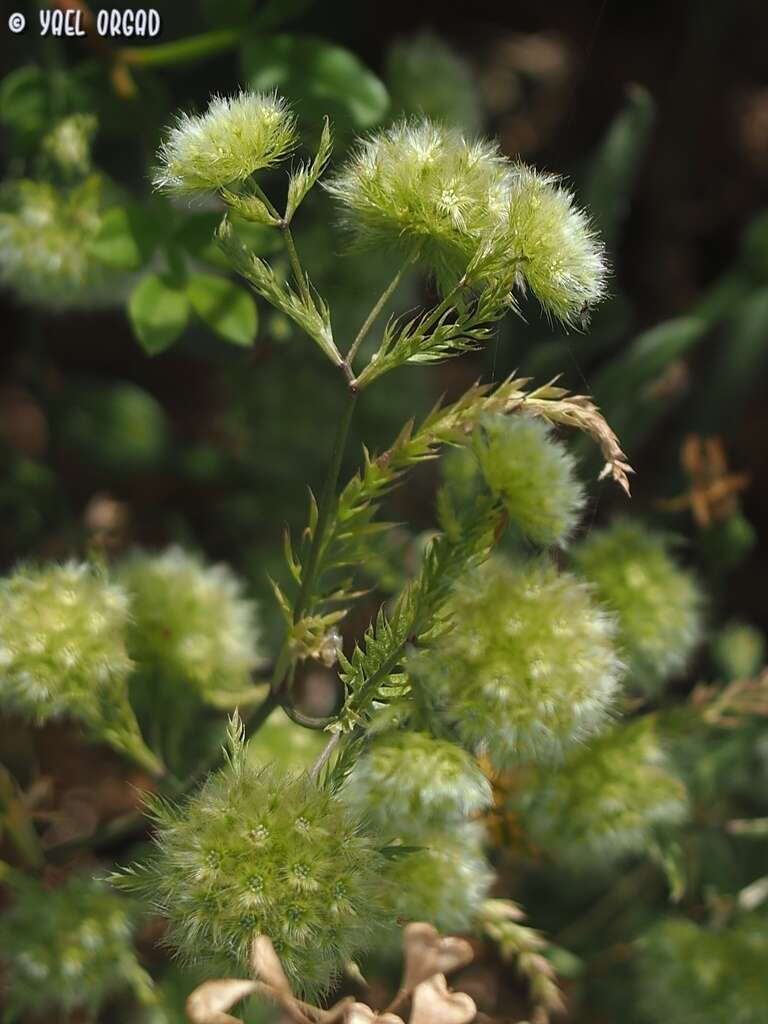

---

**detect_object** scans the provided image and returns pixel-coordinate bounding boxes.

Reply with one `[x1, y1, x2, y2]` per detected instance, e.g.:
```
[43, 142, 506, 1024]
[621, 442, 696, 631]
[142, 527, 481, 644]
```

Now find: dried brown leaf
[522, 389, 634, 496]
[400, 923, 475, 995]
[409, 974, 477, 1024]
[345, 1003, 405, 1024]
[186, 979, 259, 1024]
[249, 935, 292, 995]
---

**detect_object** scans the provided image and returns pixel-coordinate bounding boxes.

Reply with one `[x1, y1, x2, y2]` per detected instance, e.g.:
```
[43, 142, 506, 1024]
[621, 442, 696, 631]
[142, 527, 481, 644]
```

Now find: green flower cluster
[327, 117, 607, 321]
[153, 90, 297, 194]
[411, 556, 622, 767]
[0, 549, 263, 773]
[125, 719, 389, 998]
[472, 414, 585, 547]
[341, 729, 494, 946]
[326, 119, 509, 288]
[118, 546, 264, 701]
[383, 822, 494, 935]
[0, 176, 127, 310]
[342, 730, 492, 827]
[573, 520, 702, 694]
[0, 872, 152, 1020]
[0, 561, 159, 773]
[637, 915, 768, 1024]
[500, 164, 608, 322]
[515, 719, 687, 866]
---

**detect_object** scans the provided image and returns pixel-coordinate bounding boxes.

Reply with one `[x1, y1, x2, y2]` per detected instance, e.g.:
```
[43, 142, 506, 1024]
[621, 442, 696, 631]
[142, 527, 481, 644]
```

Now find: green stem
[419, 279, 466, 335]
[118, 29, 239, 68]
[293, 389, 358, 622]
[281, 223, 313, 307]
[346, 257, 413, 369]
[250, 181, 313, 308]
[249, 180, 281, 220]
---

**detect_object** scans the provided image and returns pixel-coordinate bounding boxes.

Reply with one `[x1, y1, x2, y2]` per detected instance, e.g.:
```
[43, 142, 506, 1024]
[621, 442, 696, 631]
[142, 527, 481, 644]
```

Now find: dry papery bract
[186, 923, 477, 1024]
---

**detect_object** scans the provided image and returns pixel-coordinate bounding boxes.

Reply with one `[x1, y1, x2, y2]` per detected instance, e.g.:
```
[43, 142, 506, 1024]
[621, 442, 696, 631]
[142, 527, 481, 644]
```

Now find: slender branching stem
[250, 180, 314, 308]
[419, 277, 467, 335]
[293, 389, 359, 622]
[346, 256, 414, 370]
[248, 179, 281, 220]
[281, 222, 313, 307]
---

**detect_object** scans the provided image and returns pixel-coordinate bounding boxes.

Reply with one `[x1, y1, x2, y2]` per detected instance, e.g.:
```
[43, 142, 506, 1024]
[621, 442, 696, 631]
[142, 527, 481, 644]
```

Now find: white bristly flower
[153, 91, 298, 195]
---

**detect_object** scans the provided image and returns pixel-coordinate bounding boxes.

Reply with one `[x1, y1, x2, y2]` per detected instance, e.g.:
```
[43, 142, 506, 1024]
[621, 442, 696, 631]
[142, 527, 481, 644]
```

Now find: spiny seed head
[117, 546, 264, 700]
[381, 823, 494, 938]
[121, 722, 390, 998]
[153, 90, 298, 195]
[637, 916, 768, 1024]
[495, 164, 608, 324]
[325, 118, 510, 286]
[0, 561, 132, 727]
[410, 557, 622, 767]
[572, 520, 703, 694]
[515, 719, 687, 866]
[0, 176, 128, 310]
[472, 414, 586, 547]
[0, 874, 146, 1018]
[340, 730, 492, 829]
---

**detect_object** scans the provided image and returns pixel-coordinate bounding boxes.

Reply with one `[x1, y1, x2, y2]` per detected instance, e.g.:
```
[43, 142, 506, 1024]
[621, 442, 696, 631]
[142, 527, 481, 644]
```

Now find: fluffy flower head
[117, 546, 264, 700]
[472, 413, 585, 547]
[153, 90, 298, 194]
[382, 823, 494, 939]
[0, 561, 132, 725]
[411, 557, 622, 766]
[573, 520, 703, 693]
[126, 719, 389, 997]
[515, 719, 687, 866]
[326, 118, 510, 284]
[341, 730, 492, 829]
[0, 873, 148, 1019]
[491, 164, 608, 324]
